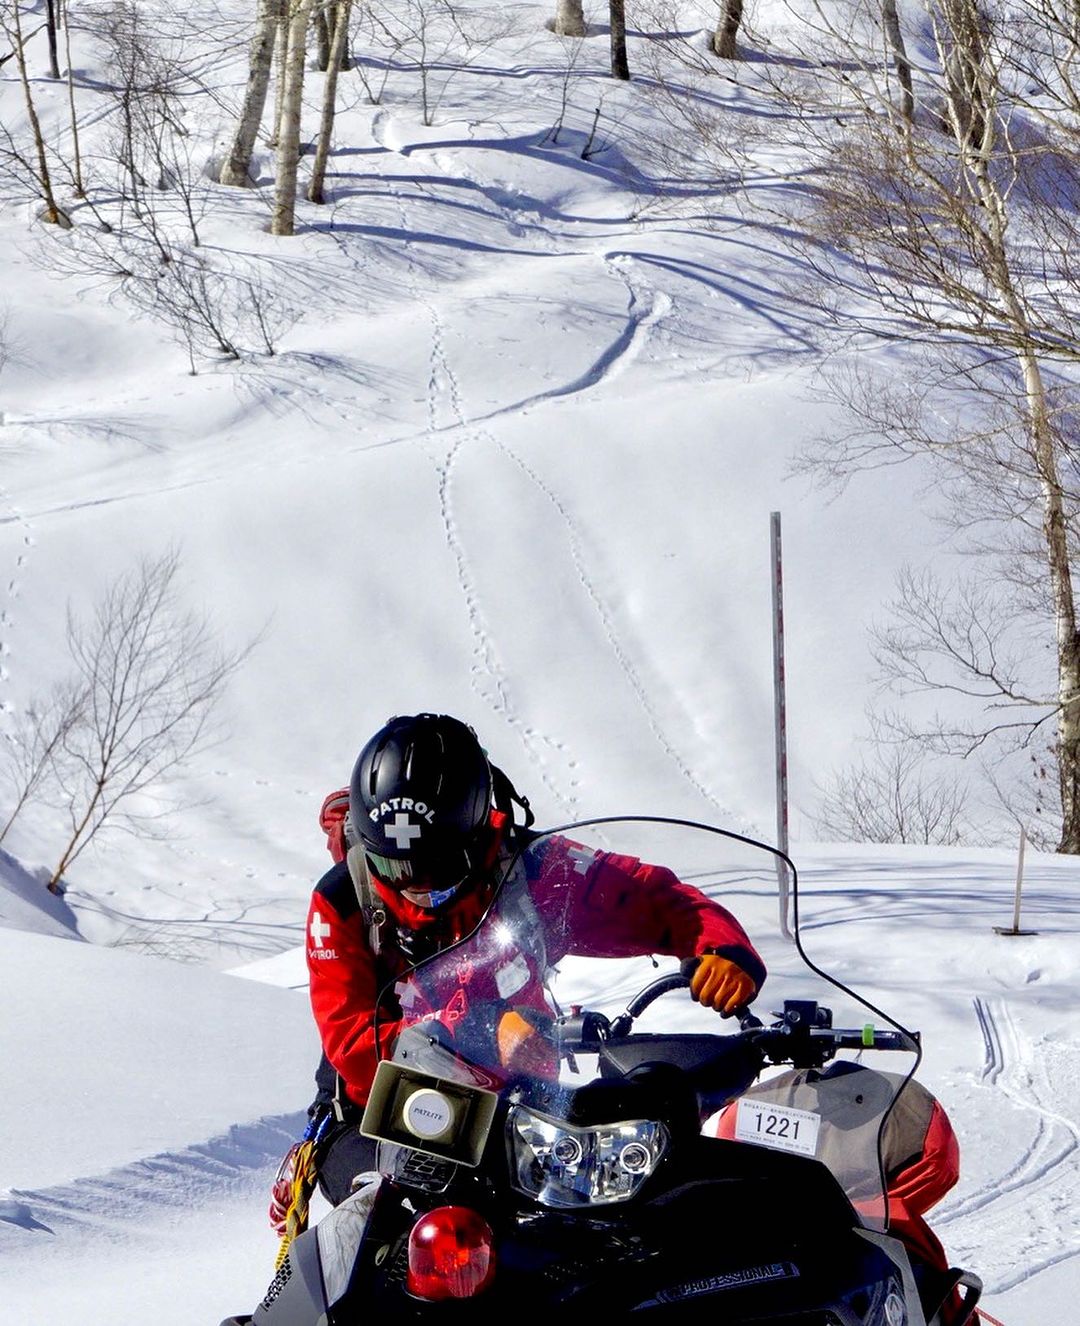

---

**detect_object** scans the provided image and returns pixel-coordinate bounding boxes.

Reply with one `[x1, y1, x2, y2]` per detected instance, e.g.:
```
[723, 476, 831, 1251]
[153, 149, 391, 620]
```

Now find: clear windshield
[379, 817, 919, 1232]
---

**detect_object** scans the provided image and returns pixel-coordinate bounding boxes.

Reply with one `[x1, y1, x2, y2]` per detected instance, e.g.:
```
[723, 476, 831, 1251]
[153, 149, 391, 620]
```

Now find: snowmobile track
[937, 997, 1080, 1292]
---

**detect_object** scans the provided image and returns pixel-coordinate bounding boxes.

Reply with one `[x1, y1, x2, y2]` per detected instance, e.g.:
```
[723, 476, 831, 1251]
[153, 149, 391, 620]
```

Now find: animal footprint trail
[380, 171, 573, 807]
[0, 501, 35, 705]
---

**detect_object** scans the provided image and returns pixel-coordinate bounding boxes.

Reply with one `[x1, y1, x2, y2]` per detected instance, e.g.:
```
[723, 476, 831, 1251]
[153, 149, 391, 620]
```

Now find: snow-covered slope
[1, 0, 1076, 1321]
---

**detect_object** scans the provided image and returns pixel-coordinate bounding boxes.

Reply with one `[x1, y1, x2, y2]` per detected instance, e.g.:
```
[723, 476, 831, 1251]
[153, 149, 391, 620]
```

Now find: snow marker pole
[771, 511, 794, 941]
[1011, 825, 1026, 932]
[993, 824, 1037, 936]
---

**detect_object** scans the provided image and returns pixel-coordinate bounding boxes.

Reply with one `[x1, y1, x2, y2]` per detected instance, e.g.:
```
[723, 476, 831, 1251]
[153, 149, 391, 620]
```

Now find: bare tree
[311, 0, 351, 69]
[551, 0, 586, 38]
[219, 0, 286, 187]
[62, 2, 85, 196]
[46, 549, 254, 892]
[539, 22, 594, 145]
[862, 554, 1073, 838]
[308, 0, 352, 203]
[41, 220, 296, 368]
[609, 0, 629, 79]
[629, 0, 761, 203]
[812, 735, 973, 845]
[749, 0, 1080, 851]
[0, 682, 88, 845]
[362, 0, 520, 128]
[713, 0, 744, 59]
[272, 0, 316, 235]
[939, 0, 989, 147]
[881, 0, 913, 121]
[46, 0, 60, 75]
[96, 1, 213, 246]
[2, 0, 70, 224]
[352, 0, 400, 102]
[312, 0, 331, 68]
[271, 0, 290, 147]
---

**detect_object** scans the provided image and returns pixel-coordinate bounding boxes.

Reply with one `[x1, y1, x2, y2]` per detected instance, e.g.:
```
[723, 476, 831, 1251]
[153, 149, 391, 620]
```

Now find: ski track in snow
[453, 251, 672, 425]
[936, 997, 1080, 1293]
[365, 247, 674, 445]
[0, 1113, 303, 1249]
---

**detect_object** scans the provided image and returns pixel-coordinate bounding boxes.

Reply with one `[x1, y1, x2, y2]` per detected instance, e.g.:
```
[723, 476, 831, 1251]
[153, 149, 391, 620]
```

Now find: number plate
[733, 1098, 820, 1157]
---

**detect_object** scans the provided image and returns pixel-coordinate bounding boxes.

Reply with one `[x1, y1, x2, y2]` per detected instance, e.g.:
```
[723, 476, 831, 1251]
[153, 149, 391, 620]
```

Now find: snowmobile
[223, 816, 984, 1324]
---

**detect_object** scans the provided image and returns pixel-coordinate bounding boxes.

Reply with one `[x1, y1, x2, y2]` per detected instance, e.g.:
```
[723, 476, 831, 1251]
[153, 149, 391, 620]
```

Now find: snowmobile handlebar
[555, 964, 919, 1068]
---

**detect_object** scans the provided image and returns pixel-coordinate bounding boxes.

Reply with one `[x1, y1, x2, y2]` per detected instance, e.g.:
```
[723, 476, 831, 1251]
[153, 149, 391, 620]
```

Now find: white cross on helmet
[385, 812, 423, 850]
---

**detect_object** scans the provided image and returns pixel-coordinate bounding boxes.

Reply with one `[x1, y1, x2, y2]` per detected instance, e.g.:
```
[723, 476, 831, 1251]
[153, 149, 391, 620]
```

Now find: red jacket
[306, 829, 766, 1110]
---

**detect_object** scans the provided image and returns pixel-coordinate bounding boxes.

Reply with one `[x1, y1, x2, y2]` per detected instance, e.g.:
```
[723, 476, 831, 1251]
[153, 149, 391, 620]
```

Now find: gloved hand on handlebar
[497, 1007, 557, 1076]
[689, 953, 758, 1016]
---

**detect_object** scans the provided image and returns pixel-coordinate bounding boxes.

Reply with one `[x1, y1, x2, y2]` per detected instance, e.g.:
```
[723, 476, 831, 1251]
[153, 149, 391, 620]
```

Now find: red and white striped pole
[771, 511, 794, 941]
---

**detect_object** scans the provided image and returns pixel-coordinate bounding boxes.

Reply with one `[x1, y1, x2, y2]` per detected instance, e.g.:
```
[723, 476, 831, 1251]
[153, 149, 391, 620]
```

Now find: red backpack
[318, 788, 352, 864]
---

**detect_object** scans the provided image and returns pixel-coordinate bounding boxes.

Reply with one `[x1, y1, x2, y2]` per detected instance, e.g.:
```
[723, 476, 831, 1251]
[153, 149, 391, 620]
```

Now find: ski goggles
[365, 845, 473, 896]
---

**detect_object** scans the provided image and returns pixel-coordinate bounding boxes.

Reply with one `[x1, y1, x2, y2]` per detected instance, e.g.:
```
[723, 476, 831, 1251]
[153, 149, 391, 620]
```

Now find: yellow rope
[273, 1140, 318, 1271]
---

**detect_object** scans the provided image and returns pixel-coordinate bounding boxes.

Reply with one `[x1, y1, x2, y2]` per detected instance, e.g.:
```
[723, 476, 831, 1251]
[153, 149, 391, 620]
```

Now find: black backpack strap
[311, 1052, 360, 1126]
[491, 762, 534, 830]
[346, 844, 392, 956]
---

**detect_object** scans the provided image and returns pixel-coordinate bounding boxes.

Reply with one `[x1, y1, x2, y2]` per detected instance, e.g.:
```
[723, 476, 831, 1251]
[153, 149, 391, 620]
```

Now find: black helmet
[350, 713, 495, 907]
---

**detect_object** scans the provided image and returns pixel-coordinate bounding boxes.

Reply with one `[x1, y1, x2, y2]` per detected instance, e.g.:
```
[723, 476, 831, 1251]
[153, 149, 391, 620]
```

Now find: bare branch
[47, 549, 258, 891]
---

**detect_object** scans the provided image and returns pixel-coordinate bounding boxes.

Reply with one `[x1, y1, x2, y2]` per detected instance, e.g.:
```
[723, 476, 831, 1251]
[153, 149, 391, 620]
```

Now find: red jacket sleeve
[538, 843, 767, 993]
[306, 880, 401, 1108]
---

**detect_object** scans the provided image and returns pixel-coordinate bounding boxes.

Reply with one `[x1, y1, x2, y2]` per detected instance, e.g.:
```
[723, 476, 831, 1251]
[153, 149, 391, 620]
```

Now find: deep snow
[1, 0, 1077, 1321]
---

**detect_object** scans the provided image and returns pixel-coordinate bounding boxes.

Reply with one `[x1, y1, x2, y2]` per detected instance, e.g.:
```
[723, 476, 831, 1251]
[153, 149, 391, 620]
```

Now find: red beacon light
[406, 1205, 496, 1300]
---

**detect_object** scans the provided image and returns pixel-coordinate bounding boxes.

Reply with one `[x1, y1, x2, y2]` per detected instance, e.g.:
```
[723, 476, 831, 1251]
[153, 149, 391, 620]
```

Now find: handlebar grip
[832, 1028, 917, 1052]
[624, 971, 691, 1018]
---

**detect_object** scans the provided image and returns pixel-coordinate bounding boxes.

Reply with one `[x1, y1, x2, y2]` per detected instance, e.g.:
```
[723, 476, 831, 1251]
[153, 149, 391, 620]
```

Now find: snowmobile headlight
[507, 1106, 668, 1207]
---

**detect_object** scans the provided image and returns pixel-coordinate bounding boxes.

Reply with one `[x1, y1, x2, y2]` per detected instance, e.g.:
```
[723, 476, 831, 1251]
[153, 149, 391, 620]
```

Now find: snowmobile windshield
[374, 816, 919, 1233]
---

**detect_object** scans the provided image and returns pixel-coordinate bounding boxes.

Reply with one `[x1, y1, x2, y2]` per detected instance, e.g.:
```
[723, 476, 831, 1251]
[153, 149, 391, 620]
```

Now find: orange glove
[689, 955, 757, 1016]
[496, 1009, 557, 1077]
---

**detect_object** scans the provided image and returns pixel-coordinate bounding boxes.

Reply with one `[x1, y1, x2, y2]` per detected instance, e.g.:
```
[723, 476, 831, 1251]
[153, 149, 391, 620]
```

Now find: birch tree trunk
[881, 0, 913, 120]
[609, 0, 628, 79]
[271, 0, 315, 235]
[63, 7, 84, 195]
[271, 0, 291, 146]
[44, 0, 60, 77]
[713, 0, 743, 59]
[553, 0, 585, 37]
[220, 0, 285, 186]
[756, 0, 1080, 848]
[308, 0, 351, 202]
[1025, 355, 1080, 850]
[313, 1, 330, 69]
[969, 130, 1080, 848]
[9, 0, 68, 223]
[941, 0, 987, 148]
